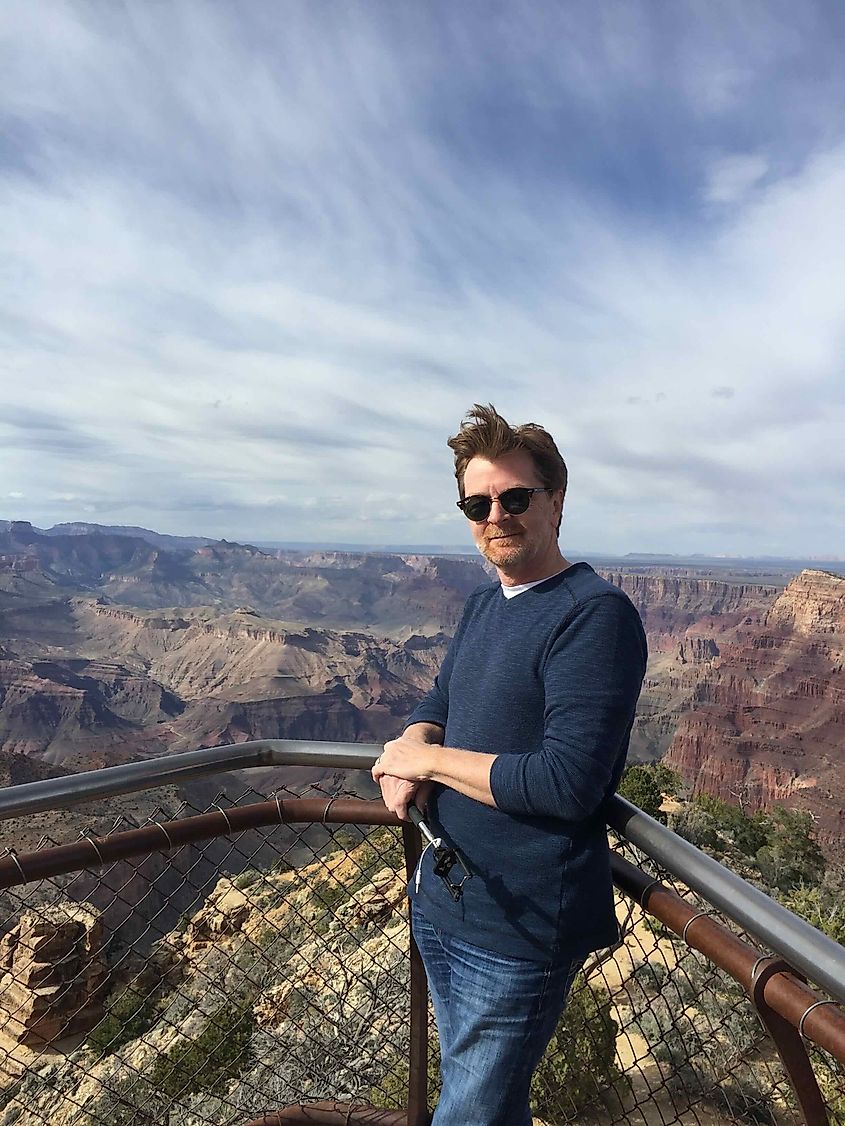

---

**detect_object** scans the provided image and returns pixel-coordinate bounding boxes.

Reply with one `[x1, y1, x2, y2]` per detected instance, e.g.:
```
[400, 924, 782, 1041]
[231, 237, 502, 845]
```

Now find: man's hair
[447, 403, 568, 501]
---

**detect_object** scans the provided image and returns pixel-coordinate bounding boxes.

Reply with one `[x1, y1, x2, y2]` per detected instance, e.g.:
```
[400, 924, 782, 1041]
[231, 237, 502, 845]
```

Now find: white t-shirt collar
[500, 568, 567, 599]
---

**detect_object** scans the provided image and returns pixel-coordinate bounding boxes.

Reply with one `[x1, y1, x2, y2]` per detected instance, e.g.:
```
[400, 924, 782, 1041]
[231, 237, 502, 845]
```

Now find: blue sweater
[407, 562, 647, 961]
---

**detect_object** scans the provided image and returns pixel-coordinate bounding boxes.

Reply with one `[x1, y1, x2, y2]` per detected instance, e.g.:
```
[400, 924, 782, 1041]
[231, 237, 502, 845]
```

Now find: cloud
[1, 2, 844, 554]
[704, 153, 769, 205]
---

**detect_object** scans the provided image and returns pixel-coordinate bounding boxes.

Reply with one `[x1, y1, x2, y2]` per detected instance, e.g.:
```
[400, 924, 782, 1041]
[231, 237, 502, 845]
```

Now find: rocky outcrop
[0, 657, 183, 759]
[665, 570, 845, 853]
[0, 595, 448, 771]
[676, 637, 719, 665]
[0, 659, 130, 757]
[1, 523, 487, 634]
[765, 568, 845, 635]
[0, 833, 413, 1124]
[0, 904, 107, 1045]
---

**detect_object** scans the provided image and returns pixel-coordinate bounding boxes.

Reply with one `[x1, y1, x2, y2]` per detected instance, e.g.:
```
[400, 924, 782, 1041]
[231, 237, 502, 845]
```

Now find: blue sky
[2, 1, 845, 556]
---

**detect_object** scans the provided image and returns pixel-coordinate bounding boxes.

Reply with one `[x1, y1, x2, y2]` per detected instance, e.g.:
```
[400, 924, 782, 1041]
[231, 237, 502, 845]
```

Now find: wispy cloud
[1, 1, 844, 554]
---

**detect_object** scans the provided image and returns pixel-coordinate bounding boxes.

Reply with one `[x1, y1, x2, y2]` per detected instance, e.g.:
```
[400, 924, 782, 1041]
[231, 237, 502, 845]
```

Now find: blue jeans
[412, 904, 582, 1126]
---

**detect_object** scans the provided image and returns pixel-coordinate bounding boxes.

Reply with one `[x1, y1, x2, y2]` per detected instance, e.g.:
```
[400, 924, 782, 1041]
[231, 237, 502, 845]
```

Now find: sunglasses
[457, 487, 553, 523]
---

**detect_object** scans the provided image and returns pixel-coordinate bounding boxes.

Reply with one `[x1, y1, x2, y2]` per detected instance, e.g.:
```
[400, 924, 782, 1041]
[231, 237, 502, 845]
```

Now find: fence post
[402, 823, 430, 1126]
[749, 958, 828, 1126]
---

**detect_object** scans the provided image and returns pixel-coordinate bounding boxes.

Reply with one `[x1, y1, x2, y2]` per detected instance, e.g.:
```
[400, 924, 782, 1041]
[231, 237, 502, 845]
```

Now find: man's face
[461, 451, 563, 581]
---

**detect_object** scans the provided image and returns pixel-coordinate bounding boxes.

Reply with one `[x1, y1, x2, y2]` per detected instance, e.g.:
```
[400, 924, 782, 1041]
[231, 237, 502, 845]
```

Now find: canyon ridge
[1, 519, 843, 854]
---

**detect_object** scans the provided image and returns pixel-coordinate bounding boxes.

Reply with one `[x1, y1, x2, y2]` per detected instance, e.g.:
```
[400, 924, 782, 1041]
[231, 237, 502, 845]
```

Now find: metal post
[749, 959, 829, 1126]
[403, 824, 431, 1126]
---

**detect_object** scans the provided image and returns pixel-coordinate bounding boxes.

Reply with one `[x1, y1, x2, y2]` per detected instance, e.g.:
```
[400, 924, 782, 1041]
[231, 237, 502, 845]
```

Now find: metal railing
[0, 740, 842, 1126]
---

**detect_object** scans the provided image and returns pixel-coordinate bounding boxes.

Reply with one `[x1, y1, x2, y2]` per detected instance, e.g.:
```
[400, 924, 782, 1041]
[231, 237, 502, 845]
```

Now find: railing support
[402, 824, 431, 1126]
[749, 958, 829, 1126]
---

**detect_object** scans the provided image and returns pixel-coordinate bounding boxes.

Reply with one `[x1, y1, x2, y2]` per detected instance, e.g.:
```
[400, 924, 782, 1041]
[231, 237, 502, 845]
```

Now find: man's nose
[486, 497, 510, 523]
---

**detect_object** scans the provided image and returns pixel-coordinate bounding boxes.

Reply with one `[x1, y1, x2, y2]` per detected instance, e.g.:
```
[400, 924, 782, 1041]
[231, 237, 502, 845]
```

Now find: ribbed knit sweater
[407, 562, 647, 961]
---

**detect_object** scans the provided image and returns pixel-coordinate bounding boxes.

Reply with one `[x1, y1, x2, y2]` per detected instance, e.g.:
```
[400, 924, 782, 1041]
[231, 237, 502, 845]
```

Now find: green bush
[149, 1000, 255, 1099]
[530, 975, 619, 1122]
[754, 808, 825, 892]
[618, 766, 666, 822]
[673, 802, 721, 851]
[649, 762, 682, 798]
[783, 866, 845, 944]
[88, 957, 172, 1056]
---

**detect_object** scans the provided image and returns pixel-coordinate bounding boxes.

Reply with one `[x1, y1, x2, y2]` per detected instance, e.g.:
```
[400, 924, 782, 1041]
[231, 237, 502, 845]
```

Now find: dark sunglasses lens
[462, 495, 492, 521]
[461, 488, 534, 520]
[499, 488, 531, 515]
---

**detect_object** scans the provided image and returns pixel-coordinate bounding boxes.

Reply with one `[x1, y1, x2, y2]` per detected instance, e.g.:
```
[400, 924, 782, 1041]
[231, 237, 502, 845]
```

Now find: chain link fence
[0, 783, 842, 1126]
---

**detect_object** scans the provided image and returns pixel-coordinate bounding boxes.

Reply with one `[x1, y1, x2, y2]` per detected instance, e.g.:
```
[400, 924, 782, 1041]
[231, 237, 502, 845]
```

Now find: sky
[2, 2, 845, 557]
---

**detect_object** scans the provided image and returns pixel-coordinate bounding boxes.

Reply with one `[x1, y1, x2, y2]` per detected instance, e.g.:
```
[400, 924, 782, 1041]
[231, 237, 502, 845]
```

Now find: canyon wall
[665, 569, 845, 851]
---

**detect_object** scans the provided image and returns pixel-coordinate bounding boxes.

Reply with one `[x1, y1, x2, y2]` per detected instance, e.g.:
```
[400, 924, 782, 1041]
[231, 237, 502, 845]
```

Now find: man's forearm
[427, 746, 497, 807]
[374, 733, 498, 808]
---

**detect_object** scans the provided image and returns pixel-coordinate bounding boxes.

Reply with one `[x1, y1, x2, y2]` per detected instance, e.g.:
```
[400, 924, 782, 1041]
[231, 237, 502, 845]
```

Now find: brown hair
[447, 404, 568, 502]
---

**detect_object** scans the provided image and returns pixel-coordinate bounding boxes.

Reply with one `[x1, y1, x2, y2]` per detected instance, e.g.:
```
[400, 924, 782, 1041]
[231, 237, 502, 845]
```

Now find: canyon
[1, 520, 844, 853]
[664, 568, 845, 853]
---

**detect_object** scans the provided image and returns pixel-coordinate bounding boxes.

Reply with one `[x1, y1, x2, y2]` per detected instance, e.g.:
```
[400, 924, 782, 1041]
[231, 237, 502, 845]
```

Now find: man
[373, 404, 646, 1126]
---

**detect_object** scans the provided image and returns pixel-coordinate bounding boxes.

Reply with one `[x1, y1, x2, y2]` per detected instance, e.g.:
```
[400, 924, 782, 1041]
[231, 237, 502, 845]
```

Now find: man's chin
[481, 539, 528, 568]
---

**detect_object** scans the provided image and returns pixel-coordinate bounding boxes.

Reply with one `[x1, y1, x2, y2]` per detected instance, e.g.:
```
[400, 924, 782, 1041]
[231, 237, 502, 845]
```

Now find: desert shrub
[88, 955, 173, 1056]
[673, 802, 721, 851]
[754, 808, 825, 892]
[530, 975, 619, 1122]
[149, 999, 255, 1099]
[708, 1075, 779, 1125]
[618, 765, 666, 822]
[234, 867, 261, 889]
[783, 865, 845, 943]
[631, 959, 670, 991]
[649, 761, 682, 798]
[633, 954, 787, 1121]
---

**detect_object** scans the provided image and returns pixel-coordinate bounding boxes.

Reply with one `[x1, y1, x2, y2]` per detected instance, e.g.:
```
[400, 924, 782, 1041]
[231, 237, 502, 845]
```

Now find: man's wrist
[418, 746, 439, 781]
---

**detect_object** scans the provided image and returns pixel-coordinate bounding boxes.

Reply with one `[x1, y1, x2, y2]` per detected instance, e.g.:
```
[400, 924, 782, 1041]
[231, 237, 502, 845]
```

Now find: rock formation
[664, 569, 845, 852]
[0, 904, 107, 1046]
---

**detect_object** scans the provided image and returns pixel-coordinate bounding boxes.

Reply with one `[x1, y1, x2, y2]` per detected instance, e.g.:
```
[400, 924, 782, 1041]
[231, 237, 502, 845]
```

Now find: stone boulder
[0, 903, 108, 1045]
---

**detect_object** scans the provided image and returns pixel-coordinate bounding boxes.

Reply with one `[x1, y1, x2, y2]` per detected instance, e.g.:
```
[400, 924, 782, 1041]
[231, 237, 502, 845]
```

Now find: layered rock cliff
[600, 572, 777, 653]
[599, 572, 780, 762]
[0, 597, 447, 770]
[665, 569, 845, 851]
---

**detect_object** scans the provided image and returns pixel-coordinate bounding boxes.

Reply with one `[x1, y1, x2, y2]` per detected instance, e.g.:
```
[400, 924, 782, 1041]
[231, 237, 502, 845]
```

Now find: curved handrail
[606, 794, 845, 1007]
[0, 739, 842, 1006]
[0, 739, 381, 819]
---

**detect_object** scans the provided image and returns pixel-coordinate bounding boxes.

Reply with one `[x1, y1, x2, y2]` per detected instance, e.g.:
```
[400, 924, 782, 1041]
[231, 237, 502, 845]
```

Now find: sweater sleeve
[489, 593, 646, 821]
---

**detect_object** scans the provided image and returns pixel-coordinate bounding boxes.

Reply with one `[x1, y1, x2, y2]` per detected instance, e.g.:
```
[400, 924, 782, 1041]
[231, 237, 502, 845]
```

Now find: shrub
[618, 766, 666, 822]
[88, 956, 173, 1056]
[673, 803, 721, 851]
[649, 762, 682, 798]
[530, 975, 619, 1122]
[754, 808, 825, 892]
[149, 999, 255, 1099]
[783, 867, 845, 944]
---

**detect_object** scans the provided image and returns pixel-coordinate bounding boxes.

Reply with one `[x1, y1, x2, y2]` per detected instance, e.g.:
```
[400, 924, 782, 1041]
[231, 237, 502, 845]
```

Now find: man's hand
[373, 733, 498, 809]
[378, 776, 434, 822]
[373, 734, 438, 785]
